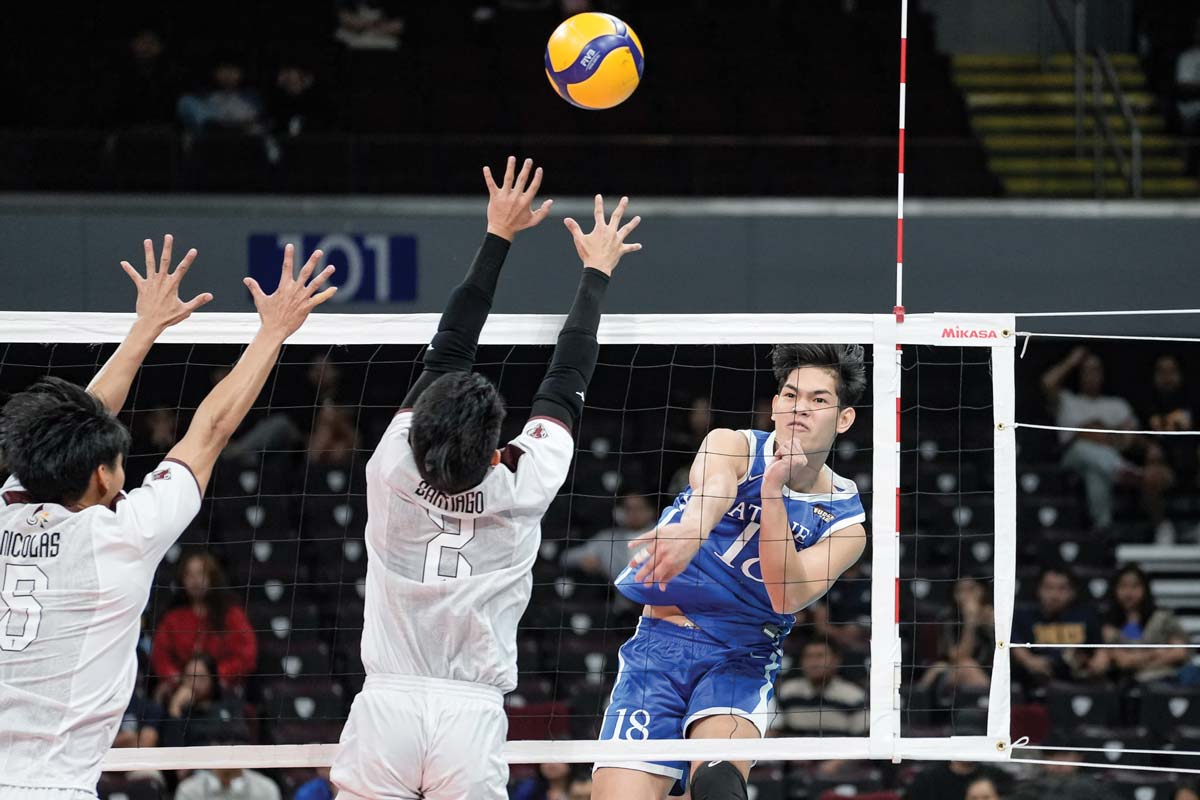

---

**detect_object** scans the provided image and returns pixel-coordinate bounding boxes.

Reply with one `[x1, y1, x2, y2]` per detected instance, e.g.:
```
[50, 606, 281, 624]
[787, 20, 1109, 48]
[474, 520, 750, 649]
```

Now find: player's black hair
[0, 377, 130, 506]
[1037, 562, 1080, 594]
[770, 344, 867, 407]
[409, 371, 506, 495]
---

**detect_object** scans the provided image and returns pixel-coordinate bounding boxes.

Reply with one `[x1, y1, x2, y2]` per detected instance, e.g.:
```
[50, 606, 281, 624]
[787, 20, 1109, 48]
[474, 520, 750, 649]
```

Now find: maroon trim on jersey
[163, 458, 203, 497]
[2, 489, 31, 505]
[527, 415, 572, 434]
[108, 492, 127, 510]
[396, 407, 413, 416]
[499, 443, 526, 473]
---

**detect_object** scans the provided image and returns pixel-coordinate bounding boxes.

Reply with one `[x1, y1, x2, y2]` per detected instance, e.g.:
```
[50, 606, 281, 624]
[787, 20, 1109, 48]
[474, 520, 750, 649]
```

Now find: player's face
[771, 367, 855, 458]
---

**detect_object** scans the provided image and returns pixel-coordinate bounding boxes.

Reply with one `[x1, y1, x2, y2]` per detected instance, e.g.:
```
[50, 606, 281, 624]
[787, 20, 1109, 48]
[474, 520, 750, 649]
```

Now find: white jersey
[0, 460, 201, 795]
[361, 411, 573, 693]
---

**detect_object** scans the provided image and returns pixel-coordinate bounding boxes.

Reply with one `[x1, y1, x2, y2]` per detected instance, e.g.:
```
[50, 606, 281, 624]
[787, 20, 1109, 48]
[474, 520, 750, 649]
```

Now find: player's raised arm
[86, 235, 214, 414]
[166, 245, 336, 494]
[401, 156, 553, 409]
[758, 439, 866, 613]
[628, 427, 748, 589]
[526, 194, 641, 430]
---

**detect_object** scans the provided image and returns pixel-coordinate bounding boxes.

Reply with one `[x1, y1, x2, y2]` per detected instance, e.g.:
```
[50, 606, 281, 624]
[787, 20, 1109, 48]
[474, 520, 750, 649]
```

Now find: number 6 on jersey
[1, 564, 49, 652]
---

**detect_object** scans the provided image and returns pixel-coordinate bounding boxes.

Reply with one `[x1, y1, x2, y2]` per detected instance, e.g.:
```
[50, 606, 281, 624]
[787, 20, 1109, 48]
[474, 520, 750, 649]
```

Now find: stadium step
[1000, 175, 1200, 197]
[952, 52, 1197, 198]
[971, 114, 1164, 133]
[989, 156, 1186, 176]
[952, 53, 1139, 70]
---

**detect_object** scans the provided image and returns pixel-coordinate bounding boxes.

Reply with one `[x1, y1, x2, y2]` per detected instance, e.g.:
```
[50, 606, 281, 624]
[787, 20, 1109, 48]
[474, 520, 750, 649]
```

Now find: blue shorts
[594, 616, 782, 792]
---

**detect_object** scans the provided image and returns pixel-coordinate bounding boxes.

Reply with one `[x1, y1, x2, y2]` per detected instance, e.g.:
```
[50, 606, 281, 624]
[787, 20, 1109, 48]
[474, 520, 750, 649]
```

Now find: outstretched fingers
[157, 234, 173, 275]
[513, 157, 534, 193]
[172, 248, 198, 280]
[121, 260, 142, 285]
[296, 249, 322, 285]
[280, 243, 296, 283]
[523, 165, 545, 200]
[608, 196, 629, 229]
[182, 292, 214, 312]
[501, 155, 517, 190]
[529, 198, 554, 226]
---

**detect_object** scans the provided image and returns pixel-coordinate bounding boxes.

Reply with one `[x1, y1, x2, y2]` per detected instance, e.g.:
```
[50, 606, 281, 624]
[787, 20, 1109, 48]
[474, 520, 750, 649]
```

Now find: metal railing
[1045, 0, 1144, 197]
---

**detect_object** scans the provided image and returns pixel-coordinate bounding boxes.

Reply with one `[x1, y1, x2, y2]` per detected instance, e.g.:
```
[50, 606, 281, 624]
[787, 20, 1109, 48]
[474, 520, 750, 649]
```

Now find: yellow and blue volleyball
[544, 13, 644, 110]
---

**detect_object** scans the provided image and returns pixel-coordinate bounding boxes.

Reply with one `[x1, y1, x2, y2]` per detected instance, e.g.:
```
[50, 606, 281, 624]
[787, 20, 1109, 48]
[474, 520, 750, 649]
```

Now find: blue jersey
[615, 429, 866, 647]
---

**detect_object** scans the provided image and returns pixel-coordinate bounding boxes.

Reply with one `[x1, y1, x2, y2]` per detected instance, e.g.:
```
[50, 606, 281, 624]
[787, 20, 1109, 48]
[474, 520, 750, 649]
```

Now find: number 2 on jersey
[423, 512, 476, 582]
[1, 563, 49, 652]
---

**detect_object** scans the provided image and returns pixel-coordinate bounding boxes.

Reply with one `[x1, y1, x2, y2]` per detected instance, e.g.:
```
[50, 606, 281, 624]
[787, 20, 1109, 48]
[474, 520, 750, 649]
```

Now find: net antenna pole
[895, 0, 908, 325]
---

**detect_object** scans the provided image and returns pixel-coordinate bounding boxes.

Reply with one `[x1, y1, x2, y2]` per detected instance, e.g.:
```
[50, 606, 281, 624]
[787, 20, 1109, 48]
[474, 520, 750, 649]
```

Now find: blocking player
[0, 236, 336, 799]
[329, 157, 642, 800]
[593, 345, 870, 800]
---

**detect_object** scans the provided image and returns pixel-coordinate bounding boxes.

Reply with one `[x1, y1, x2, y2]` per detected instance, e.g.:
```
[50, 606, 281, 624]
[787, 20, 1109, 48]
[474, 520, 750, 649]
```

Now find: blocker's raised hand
[484, 156, 554, 240]
[243, 244, 338, 339]
[563, 194, 642, 276]
[121, 234, 213, 330]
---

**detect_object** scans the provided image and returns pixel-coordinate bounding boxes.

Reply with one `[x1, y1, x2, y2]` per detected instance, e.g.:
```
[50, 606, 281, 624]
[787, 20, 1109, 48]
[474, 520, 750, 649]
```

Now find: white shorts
[0, 787, 95, 800]
[331, 674, 509, 800]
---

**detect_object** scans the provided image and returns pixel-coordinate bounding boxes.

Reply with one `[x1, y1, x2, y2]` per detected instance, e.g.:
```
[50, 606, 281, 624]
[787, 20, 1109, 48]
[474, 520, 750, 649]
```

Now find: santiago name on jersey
[615, 429, 866, 646]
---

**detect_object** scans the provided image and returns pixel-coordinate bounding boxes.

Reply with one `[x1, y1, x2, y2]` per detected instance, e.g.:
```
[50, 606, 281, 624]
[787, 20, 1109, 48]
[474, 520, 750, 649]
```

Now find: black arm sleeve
[402, 233, 511, 408]
[530, 268, 610, 429]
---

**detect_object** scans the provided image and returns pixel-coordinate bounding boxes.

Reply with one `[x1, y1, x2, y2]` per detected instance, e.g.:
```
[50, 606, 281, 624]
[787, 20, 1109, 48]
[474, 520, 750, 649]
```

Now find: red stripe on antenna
[895, 578, 901, 624]
[896, 218, 904, 263]
[898, 129, 905, 172]
[900, 38, 907, 84]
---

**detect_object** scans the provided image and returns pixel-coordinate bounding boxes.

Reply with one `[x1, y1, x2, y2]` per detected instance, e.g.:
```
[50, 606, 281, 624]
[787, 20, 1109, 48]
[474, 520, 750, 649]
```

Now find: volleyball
[544, 12, 644, 110]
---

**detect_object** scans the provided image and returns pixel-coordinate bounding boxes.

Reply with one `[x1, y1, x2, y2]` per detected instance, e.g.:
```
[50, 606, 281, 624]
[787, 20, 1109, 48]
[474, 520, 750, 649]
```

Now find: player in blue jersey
[592, 344, 869, 800]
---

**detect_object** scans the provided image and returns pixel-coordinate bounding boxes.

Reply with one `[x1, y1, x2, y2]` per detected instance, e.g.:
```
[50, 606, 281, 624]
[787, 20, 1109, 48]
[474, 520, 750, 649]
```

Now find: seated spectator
[1143, 354, 1199, 492]
[1176, 18, 1200, 173]
[1102, 564, 1189, 683]
[966, 776, 1002, 800]
[906, 761, 1011, 800]
[267, 63, 326, 138]
[106, 28, 179, 130]
[771, 640, 867, 736]
[159, 653, 251, 748]
[335, 0, 405, 50]
[560, 491, 656, 582]
[1177, 784, 1200, 800]
[177, 58, 265, 135]
[293, 768, 334, 800]
[917, 576, 994, 698]
[176, 766, 282, 800]
[1041, 347, 1173, 535]
[308, 402, 358, 466]
[1011, 565, 1109, 690]
[510, 763, 578, 800]
[151, 551, 257, 704]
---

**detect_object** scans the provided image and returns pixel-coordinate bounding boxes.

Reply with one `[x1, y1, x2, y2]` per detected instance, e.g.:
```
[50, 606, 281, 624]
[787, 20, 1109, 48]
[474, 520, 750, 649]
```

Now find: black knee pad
[690, 760, 747, 800]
